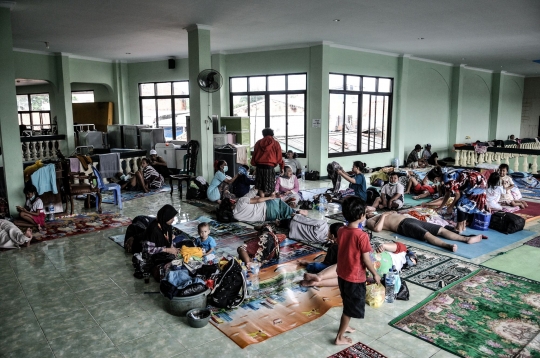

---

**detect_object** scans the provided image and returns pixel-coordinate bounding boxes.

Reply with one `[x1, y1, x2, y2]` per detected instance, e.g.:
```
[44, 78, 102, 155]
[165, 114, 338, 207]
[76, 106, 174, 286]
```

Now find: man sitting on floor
[365, 211, 485, 252]
[372, 172, 404, 210]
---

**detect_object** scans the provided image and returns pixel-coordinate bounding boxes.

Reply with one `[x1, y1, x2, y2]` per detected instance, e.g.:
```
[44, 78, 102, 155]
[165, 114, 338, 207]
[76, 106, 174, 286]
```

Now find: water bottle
[241, 263, 248, 280]
[385, 268, 395, 303]
[251, 275, 260, 291]
[318, 195, 327, 213]
[392, 265, 401, 294]
[301, 166, 306, 181]
[48, 202, 55, 221]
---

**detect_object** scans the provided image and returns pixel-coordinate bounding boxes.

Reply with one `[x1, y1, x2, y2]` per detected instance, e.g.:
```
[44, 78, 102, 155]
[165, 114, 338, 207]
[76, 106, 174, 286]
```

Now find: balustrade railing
[454, 145, 540, 173]
[21, 135, 66, 162]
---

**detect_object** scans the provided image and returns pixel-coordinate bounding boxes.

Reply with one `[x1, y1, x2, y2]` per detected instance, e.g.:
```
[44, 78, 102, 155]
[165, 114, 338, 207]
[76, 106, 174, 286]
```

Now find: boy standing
[195, 222, 216, 256]
[335, 196, 381, 345]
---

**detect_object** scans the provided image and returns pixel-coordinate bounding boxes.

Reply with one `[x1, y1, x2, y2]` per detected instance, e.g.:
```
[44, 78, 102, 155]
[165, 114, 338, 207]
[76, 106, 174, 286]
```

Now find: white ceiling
[8, 0, 540, 76]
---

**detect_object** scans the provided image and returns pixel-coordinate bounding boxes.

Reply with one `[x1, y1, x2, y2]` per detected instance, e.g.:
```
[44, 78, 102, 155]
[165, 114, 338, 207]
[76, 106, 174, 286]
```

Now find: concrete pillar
[449, 64, 465, 150]
[489, 72, 504, 139]
[307, 44, 330, 173]
[0, 3, 26, 214]
[113, 60, 130, 124]
[211, 53, 227, 117]
[395, 55, 411, 164]
[186, 24, 213, 179]
[55, 53, 75, 153]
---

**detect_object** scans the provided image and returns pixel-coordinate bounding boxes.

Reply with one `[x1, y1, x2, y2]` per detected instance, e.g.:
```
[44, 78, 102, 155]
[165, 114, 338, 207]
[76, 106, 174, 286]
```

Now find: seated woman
[300, 242, 417, 287]
[219, 188, 308, 223]
[128, 158, 164, 193]
[207, 160, 238, 203]
[404, 172, 437, 200]
[124, 215, 155, 253]
[0, 219, 33, 249]
[232, 165, 255, 198]
[237, 224, 287, 267]
[141, 204, 180, 255]
[284, 150, 302, 176]
[275, 165, 300, 207]
[337, 161, 367, 202]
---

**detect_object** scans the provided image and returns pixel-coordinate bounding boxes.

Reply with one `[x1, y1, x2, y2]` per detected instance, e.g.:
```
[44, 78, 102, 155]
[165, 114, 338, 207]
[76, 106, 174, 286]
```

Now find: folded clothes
[180, 246, 203, 262]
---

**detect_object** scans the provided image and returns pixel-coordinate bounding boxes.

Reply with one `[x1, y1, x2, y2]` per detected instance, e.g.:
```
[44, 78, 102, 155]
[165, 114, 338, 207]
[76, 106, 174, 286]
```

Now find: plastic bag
[366, 283, 385, 308]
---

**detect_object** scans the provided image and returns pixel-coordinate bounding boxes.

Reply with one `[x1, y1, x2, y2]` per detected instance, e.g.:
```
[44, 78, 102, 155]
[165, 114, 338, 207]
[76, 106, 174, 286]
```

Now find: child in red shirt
[335, 196, 381, 345]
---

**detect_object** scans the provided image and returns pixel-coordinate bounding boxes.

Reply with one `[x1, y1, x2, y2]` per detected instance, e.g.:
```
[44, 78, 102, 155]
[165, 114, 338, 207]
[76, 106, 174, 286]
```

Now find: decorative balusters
[455, 150, 460, 166]
[522, 155, 529, 173]
[477, 152, 485, 165]
[532, 156, 538, 174]
[20, 137, 66, 161]
[513, 155, 520, 172]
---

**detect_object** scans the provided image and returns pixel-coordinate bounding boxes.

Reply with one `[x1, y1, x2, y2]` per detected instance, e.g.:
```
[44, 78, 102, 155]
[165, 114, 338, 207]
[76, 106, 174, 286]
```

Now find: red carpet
[328, 341, 387, 358]
[514, 201, 540, 222]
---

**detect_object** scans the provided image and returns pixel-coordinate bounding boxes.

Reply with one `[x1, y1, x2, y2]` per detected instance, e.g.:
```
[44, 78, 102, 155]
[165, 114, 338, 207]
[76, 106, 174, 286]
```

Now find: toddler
[16, 184, 45, 230]
[195, 222, 216, 256]
[498, 164, 527, 209]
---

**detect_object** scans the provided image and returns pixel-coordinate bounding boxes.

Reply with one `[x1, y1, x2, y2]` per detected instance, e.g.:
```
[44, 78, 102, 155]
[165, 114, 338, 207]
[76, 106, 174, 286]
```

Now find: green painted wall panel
[460, 70, 492, 142]
[225, 48, 310, 76]
[13, 51, 57, 86]
[497, 75, 524, 138]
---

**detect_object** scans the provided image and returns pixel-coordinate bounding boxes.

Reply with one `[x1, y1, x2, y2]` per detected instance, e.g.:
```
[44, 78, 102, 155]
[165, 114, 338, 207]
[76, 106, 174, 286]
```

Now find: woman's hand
[164, 247, 178, 255]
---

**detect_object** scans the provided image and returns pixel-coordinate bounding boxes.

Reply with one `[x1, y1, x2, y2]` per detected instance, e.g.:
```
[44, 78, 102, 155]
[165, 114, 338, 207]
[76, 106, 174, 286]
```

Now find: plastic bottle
[392, 265, 401, 294]
[48, 202, 55, 221]
[385, 268, 395, 303]
[318, 195, 327, 213]
[241, 262, 248, 280]
[301, 166, 306, 181]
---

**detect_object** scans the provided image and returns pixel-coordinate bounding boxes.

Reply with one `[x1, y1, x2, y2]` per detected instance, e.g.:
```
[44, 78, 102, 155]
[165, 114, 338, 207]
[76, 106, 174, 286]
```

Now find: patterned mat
[32, 212, 131, 242]
[109, 234, 124, 248]
[210, 252, 341, 349]
[524, 236, 540, 248]
[100, 185, 171, 204]
[514, 177, 540, 199]
[404, 258, 480, 290]
[329, 342, 388, 358]
[184, 200, 218, 216]
[390, 269, 540, 358]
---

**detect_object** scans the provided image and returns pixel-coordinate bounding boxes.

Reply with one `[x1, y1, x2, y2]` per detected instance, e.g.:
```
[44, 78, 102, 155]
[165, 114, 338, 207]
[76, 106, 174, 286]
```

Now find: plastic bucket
[164, 288, 211, 316]
[186, 308, 211, 328]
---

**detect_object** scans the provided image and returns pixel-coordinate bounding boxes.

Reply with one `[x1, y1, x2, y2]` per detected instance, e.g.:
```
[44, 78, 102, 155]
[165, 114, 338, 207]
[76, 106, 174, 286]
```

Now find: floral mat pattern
[403, 258, 480, 291]
[390, 269, 540, 358]
[33, 212, 131, 242]
[328, 341, 388, 358]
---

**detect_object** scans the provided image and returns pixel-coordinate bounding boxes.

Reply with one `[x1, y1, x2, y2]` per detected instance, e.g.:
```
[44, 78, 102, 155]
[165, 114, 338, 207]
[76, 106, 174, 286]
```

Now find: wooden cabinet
[72, 102, 113, 132]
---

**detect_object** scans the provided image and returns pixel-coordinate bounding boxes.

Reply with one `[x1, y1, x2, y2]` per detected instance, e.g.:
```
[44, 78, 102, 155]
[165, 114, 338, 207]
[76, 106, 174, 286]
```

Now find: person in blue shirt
[207, 160, 238, 203]
[337, 161, 367, 202]
[195, 222, 216, 256]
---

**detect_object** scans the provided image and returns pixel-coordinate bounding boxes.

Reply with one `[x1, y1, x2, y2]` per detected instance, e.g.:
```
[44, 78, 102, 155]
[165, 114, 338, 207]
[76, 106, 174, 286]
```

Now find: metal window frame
[17, 93, 51, 131]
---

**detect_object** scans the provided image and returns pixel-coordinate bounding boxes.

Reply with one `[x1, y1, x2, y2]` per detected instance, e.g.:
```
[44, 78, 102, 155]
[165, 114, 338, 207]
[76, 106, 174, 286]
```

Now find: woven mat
[524, 236, 540, 248]
[404, 258, 480, 290]
[328, 341, 388, 358]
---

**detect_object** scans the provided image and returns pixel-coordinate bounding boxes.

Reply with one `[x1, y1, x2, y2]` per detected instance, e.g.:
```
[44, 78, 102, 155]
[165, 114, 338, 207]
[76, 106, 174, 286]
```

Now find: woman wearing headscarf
[142, 204, 179, 255]
[251, 128, 284, 197]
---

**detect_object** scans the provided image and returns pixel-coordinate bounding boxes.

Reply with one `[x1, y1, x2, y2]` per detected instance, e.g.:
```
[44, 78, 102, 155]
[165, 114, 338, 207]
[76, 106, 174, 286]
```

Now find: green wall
[497, 75, 524, 138]
[71, 82, 113, 103]
[460, 70, 492, 142]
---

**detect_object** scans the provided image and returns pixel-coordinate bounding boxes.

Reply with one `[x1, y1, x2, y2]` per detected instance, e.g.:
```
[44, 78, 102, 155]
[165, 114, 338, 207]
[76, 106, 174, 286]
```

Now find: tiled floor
[1, 178, 536, 357]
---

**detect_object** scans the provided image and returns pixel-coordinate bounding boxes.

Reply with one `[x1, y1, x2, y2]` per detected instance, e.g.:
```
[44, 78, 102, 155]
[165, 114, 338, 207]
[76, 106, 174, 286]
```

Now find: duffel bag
[489, 212, 525, 234]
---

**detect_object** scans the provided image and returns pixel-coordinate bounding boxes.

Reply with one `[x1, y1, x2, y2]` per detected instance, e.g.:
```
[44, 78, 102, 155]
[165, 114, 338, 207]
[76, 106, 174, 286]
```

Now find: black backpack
[209, 259, 246, 309]
[489, 212, 525, 234]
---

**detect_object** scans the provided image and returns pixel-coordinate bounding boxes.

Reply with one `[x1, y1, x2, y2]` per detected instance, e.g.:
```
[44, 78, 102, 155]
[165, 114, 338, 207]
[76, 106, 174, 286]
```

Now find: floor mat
[403, 194, 433, 206]
[394, 228, 536, 259]
[481, 245, 540, 282]
[390, 269, 540, 358]
[404, 258, 480, 290]
[209, 252, 342, 348]
[184, 200, 218, 216]
[32, 212, 132, 242]
[300, 187, 332, 201]
[524, 236, 540, 248]
[109, 234, 124, 248]
[328, 341, 388, 358]
[101, 185, 171, 204]
[326, 212, 346, 222]
[513, 201, 540, 222]
[514, 177, 540, 199]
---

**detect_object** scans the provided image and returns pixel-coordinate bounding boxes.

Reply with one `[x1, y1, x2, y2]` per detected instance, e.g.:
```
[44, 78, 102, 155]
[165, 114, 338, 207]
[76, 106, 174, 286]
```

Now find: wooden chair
[66, 171, 102, 215]
[170, 140, 199, 199]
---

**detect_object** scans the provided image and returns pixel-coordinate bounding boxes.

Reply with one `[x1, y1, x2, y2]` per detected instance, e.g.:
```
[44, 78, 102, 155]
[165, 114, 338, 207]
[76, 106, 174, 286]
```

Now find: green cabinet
[220, 117, 250, 132]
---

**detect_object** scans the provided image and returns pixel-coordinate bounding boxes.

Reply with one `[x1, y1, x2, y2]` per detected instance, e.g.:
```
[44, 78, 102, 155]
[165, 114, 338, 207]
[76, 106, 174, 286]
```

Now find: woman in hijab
[143, 204, 179, 255]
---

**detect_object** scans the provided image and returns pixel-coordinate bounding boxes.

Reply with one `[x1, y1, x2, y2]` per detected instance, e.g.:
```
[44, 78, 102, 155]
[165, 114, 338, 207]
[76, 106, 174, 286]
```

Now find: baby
[195, 222, 216, 256]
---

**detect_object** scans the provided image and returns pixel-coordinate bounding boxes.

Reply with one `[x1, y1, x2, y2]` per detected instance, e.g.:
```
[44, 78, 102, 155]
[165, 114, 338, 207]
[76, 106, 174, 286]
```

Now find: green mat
[403, 193, 433, 206]
[390, 269, 540, 358]
[481, 245, 540, 282]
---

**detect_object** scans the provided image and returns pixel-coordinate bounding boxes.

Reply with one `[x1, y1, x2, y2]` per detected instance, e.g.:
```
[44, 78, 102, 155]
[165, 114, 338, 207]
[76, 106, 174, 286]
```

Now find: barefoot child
[16, 184, 46, 231]
[298, 222, 344, 273]
[498, 164, 528, 209]
[195, 222, 216, 256]
[334, 196, 381, 345]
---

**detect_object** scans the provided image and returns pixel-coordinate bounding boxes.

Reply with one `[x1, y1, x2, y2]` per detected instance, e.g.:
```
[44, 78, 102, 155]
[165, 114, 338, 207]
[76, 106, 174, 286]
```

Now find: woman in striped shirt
[134, 158, 164, 192]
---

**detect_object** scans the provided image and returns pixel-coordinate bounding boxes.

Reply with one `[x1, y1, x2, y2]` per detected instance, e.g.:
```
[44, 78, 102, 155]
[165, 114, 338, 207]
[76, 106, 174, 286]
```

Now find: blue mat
[395, 228, 536, 259]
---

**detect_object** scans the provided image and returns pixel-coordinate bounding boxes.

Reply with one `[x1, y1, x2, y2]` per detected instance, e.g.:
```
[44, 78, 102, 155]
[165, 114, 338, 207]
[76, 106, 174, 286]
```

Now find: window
[230, 73, 307, 155]
[328, 74, 393, 156]
[72, 91, 94, 103]
[138, 81, 190, 141]
[17, 93, 51, 132]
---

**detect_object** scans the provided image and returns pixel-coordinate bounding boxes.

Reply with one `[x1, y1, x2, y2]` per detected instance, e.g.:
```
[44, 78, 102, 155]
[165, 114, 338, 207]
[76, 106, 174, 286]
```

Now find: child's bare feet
[297, 260, 309, 266]
[335, 335, 352, 345]
[346, 326, 355, 333]
[452, 244, 458, 252]
[303, 272, 320, 283]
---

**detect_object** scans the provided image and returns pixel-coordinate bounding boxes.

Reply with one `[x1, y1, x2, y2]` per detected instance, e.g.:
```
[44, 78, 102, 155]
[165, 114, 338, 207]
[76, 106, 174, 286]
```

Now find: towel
[69, 158, 79, 173]
[98, 153, 120, 179]
[30, 164, 57, 195]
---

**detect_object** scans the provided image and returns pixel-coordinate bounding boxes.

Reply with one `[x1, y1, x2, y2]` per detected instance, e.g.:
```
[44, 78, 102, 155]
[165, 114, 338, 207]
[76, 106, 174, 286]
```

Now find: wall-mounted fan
[197, 69, 223, 93]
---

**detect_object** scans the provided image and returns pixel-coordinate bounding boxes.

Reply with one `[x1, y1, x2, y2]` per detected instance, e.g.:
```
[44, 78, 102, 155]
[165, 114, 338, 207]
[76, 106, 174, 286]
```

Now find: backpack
[288, 215, 329, 243]
[186, 187, 200, 200]
[193, 177, 209, 199]
[208, 259, 246, 309]
[489, 212, 525, 234]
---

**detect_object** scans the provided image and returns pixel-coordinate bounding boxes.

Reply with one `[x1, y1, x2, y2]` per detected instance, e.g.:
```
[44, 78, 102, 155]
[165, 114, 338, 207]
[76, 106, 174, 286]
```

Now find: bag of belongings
[208, 258, 246, 309]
